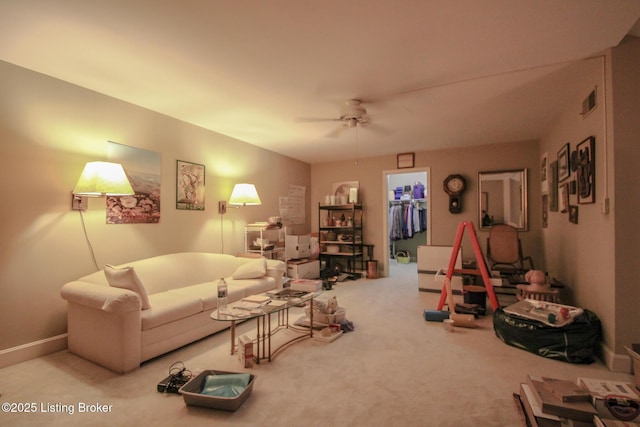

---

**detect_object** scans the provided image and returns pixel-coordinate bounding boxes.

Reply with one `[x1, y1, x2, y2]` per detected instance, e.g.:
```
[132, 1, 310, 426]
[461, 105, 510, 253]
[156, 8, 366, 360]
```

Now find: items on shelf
[244, 224, 286, 259]
[391, 181, 425, 201]
[318, 203, 366, 278]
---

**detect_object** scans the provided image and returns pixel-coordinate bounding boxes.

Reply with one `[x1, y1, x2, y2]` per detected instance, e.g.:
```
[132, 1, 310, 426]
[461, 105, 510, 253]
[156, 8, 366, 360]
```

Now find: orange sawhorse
[436, 221, 500, 312]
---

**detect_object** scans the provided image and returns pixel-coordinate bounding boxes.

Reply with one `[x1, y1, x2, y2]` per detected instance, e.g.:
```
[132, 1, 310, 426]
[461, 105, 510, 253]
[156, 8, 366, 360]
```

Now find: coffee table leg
[230, 320, 236, 355]
[309, 299, 314, 338]
[255, 317, 261, 364]
[268, 313, 272, 362]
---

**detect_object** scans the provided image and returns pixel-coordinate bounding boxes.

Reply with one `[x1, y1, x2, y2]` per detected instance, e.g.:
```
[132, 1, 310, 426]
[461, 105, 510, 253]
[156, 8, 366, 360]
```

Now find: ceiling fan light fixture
[341, 99, 367, 117]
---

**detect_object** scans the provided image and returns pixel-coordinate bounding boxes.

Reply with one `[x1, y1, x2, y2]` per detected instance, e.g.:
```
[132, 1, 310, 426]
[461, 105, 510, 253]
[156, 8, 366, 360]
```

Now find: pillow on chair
[104, 264, 151, 310]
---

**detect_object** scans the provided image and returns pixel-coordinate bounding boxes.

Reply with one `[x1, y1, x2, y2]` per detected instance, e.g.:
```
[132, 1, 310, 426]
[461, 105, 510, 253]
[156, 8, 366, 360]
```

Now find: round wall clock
[443, 174, 466, 213]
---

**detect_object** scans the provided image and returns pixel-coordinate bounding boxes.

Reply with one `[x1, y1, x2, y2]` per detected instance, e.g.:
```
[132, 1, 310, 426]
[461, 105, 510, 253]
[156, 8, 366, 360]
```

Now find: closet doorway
[381, 168, 431, 277]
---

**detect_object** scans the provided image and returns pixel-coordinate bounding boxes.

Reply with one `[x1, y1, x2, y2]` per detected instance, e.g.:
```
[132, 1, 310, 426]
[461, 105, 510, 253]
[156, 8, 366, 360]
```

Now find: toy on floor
[516, 270, 549, 300]
[340, 319, 354, 332]
[325, 296, 338, 314]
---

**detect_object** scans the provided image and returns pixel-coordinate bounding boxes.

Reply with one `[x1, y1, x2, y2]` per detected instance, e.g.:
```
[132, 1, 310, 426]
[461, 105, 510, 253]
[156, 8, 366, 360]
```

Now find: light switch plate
[218, 200, 227, 214]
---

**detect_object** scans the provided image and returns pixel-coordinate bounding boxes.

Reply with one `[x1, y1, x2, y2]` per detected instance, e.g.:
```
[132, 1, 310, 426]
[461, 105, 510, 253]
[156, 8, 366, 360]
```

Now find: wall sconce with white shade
[228, 183, 262, 207]
[72, 161, 135, 210]
[219, 183, 262, 254]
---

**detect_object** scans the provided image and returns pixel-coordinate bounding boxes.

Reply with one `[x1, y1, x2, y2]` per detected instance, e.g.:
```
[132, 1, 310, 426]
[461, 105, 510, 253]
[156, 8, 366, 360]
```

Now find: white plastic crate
[304, 306, 346, 325]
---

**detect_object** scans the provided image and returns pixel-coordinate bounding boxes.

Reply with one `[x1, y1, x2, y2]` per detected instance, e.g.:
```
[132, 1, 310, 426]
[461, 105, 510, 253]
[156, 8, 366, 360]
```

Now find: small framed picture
[557, 143, 570, 182]
[549, 161, 558, 212]
[397, 152, 415, 169]
[559, 183, 569, 213]
[540, 152, 549, 193]
[569, 205, 579, 224]
[176, 160, 205, 210]
[577, 136, 596, 204]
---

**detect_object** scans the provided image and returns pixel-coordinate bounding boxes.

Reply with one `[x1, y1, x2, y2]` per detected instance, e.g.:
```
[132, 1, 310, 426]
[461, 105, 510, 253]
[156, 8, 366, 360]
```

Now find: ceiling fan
[337, 99, 370, 127]
[298, 99, 390, 138]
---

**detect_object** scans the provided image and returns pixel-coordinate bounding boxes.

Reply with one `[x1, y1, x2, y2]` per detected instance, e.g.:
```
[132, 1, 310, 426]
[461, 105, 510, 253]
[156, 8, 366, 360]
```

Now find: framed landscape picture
[557, 143, 570, 182]
[107, 141, 161, 224]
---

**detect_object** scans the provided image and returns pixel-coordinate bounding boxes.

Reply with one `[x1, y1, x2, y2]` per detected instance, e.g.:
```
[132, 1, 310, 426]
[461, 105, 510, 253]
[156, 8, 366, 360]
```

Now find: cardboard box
[418, 273, 463, 293]
[417, 245, 463, 293]
[626, 344, 640, 391]
[289, 278, 322, 292]
[287, 260, 319, 279]
[577, 377, 640, 421]
[238, 335, 254, 368]
[305, 306, 346, 325]
[285, 235, 311, 259]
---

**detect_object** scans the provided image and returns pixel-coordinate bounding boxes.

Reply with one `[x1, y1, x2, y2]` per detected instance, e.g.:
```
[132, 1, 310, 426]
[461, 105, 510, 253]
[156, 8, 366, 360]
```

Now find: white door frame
[381, 167, 432, 277]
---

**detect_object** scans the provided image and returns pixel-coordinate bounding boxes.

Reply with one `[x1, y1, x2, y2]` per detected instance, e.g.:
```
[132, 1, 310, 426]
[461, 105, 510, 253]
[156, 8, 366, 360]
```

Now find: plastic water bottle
[217, 278, 228, 313]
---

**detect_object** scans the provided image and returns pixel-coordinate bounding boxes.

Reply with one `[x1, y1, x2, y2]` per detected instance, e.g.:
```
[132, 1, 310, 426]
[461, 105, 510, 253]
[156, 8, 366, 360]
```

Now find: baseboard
[599, 341, 632, 373]
[0, 334, 67, 369]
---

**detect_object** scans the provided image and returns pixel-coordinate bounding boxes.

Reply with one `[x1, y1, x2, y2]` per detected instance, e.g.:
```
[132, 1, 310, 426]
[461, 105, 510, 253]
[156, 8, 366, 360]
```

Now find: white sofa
[60, 252, 285, 373]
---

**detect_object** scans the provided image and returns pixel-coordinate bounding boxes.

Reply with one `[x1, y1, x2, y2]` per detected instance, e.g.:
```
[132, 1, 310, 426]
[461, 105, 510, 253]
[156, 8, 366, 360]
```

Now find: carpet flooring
[0, 261, 633, 426]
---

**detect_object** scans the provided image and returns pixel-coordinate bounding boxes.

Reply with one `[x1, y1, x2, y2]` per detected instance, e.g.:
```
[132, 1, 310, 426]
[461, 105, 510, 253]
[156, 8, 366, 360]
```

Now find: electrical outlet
[71, 194, 88, 210]
[218, 200, 227, 214]
[601, 197, 610, 214]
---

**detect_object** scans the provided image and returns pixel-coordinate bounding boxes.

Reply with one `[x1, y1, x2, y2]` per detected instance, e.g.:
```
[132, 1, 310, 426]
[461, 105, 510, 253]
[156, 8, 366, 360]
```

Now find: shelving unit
[318, 203, 364, 277]
[244, 223, 286, 260]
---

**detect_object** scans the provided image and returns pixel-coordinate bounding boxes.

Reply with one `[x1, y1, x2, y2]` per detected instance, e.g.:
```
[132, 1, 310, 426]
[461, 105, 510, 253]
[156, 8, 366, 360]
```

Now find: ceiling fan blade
[363, 121, 395, 136]
[324, 125, 347, 138]
[295, 116, 339, 123]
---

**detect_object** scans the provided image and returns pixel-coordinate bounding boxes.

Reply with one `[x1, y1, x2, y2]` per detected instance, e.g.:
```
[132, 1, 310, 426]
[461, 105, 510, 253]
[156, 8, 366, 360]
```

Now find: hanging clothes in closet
[389, 201, 426, 241]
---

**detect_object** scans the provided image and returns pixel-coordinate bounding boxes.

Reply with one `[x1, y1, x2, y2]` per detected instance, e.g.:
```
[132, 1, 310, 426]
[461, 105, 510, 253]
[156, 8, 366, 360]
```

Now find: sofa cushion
[232, 258, 267, 279]
[226, 276, 276, 297]
[104, 265, 151, 310]
[168, 282, 245, 311]
[142, 292, 203, 330]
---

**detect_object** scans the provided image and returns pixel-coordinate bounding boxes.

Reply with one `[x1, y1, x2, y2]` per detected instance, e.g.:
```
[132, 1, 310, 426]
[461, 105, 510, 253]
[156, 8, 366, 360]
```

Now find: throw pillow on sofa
[232, 258, 267, 279]
[104, 264, 151, 310]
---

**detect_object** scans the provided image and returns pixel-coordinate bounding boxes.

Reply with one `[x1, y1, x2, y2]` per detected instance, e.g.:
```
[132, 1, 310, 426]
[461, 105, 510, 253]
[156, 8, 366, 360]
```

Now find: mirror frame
[478, 169, 528, 231]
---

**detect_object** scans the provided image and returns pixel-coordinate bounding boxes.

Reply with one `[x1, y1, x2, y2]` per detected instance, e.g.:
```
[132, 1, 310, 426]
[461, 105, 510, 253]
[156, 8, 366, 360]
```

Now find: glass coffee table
[210, 288, 322, 363]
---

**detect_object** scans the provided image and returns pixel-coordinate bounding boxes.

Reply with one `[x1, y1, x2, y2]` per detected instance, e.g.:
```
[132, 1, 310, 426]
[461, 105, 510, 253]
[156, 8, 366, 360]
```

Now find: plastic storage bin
[395, 250, 410, 264]
[304, 306, 346, 325]
[180, 370, 256, 411]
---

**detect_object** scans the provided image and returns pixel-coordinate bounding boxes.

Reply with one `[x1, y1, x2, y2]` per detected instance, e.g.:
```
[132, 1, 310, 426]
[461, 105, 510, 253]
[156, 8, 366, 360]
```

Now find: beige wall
[1, 37, 638, 370]
[611, 38, 640, 358]
[0, 60, 310, 357]
[539, 38, 640, 369]
[311, 140, 542, 277]
[311, 40, 639, 371]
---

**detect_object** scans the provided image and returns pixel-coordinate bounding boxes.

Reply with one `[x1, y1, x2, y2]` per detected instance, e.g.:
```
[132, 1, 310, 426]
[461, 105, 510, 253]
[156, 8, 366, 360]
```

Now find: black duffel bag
[493, 307, 601, 364]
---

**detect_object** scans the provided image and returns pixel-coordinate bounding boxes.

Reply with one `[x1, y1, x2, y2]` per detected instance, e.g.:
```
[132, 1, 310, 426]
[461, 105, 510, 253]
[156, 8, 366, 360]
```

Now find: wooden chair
[486, 224, 534, 275]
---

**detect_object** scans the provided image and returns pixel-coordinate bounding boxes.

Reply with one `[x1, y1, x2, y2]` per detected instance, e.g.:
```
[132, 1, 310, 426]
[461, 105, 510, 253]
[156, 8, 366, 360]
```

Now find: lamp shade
[72, 161, 135, 197]
[228, 183, 261, 206]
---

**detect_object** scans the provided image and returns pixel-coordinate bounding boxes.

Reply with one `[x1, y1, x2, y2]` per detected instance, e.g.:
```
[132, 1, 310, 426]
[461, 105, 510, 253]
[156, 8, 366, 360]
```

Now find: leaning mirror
[478, 169, 528, 231]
